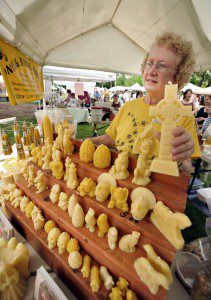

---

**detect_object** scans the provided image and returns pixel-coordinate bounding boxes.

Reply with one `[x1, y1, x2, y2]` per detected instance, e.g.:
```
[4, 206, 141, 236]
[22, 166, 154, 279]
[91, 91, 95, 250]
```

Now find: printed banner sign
[74, 82, 84, 96]
[0, 39, 44, 106]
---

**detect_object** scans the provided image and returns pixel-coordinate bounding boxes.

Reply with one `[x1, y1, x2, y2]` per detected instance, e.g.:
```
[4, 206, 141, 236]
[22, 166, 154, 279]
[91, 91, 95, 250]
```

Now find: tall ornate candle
[149, 83, 191, 176]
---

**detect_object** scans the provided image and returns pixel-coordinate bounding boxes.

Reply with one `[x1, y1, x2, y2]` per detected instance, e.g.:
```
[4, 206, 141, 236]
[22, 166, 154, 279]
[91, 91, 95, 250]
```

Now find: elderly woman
[89, 32, 201, 168]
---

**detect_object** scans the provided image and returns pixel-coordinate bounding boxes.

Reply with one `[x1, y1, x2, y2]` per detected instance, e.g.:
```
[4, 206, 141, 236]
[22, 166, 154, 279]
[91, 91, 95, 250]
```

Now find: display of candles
[34, 127, 41, 146]
[30, 122, 35, 143]
[42, 115, 53, 144]
[26, 129, 32, 156]
[22, 121, 28, 146]
[13, 122, 25, 160]
[1, 129, 12, 155]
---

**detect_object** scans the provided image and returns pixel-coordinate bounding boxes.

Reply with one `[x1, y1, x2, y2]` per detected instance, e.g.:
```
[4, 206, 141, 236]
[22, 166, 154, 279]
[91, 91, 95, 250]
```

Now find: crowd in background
[61, 86, 211, 134]
[62, 87, 144, 109]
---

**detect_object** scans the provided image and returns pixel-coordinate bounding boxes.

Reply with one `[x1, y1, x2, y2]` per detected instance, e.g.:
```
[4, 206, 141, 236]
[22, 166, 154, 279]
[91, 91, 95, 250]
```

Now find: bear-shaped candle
[149, 83, 191, 176]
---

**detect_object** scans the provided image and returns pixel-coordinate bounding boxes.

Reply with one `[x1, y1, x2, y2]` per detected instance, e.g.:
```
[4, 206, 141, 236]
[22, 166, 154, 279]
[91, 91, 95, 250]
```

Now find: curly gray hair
[141, 32, 196, 90]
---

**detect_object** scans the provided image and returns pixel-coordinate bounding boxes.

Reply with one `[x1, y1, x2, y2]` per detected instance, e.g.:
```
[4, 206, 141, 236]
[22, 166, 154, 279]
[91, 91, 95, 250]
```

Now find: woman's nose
[148, 63, 157, 75]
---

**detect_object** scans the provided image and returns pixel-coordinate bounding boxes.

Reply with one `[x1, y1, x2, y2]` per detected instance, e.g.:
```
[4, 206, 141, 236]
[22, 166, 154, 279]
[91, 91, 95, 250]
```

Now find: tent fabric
[109, 86, 128, 92]
[43, 66, 116, 82]
[195, 86, 211, 95]
[0, 0, 211, 74]
[128, 83, 146, 92]
[181, 83, 202, 93]
[181, 83, 211, 95]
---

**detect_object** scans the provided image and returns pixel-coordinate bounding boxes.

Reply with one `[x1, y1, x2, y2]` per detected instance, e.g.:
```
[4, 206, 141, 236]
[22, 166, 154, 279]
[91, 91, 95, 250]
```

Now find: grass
[1, 118, 209, 244]
[76, 123, 109, 139]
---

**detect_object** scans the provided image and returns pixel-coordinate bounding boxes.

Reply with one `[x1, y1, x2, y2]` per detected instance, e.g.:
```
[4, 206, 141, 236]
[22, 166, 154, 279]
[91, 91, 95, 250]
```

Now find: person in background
[131, 92, 136, 100]
[123, 89, 130, 103]
[120, 91, 124, 102]
[181, 89, 197, 114]
[136, 91, 143, 98]
[62, 89, 71, 106]
[195, 95, 211, 126]
[87, 31, 201, 172]
[202, 105, 211, 134]
[94, 88, 101, 100]
[103, 88, 110, 102]
[78, 94, 84, 107]
[196, 94, 202, 106]
[192, 93, 201, 111]
[84, 91, 91, 108]
[67, 93, 78, 108]
[111, 94, 121, 111]
[78, 91, 90, 108]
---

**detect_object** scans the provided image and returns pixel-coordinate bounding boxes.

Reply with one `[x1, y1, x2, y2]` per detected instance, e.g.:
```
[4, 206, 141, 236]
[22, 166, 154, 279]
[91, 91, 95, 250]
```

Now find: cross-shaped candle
[149, 83, 192, 176]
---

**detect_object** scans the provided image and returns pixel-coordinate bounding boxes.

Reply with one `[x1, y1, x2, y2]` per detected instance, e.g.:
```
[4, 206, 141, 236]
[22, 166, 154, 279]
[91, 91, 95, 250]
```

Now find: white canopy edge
[195, 86, 211, 95]
[0, 0, 45, 62]
[109, 86, 128, 92]
[43, 66, 116, 83]
[182, 83, 211, 95]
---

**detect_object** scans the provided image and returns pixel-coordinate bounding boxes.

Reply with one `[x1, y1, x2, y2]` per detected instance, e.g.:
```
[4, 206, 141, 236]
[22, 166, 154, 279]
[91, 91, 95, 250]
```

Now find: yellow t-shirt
[106, 97, 201, 158]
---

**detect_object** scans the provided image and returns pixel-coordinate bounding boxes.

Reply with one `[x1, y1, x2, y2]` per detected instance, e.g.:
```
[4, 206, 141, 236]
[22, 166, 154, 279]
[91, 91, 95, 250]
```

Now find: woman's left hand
[172, 126, 194, 163]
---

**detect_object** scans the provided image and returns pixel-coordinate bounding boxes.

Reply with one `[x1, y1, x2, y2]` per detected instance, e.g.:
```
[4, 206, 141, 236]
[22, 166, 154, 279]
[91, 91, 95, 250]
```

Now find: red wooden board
[6, 139, 190, 299]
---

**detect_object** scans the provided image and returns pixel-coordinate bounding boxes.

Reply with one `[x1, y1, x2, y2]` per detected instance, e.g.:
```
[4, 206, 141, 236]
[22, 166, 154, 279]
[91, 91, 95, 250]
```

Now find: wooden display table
[5, 140, 190, 299]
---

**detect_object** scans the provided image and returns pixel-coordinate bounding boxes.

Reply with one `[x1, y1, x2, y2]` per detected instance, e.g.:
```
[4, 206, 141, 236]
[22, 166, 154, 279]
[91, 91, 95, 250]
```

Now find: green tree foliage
[190, 70, 211, 88]
[96, 82, 113, 89]
[96, 73, 143, 89]
[116, 74, 143, 86]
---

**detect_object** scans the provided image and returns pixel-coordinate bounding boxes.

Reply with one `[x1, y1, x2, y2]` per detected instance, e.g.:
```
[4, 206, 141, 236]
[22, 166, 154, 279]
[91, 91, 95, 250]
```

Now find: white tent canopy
[109, 86, 128, 92]
[199, 87, 211, 95]
[0, 0, 211, 74]
[43, 66, 116, 83]
[128, 83, 146, 92]
[181, 83, 211, 95]
[181, 83, 202, 93]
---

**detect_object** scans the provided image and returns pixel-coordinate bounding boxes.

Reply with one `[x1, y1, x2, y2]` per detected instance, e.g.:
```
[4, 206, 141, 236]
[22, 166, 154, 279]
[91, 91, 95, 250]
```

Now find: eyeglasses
[142, 61, 177, 73]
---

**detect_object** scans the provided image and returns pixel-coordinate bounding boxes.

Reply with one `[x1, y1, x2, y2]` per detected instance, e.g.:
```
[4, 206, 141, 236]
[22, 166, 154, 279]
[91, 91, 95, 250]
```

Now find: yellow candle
[164, 83, 178, 100]
[42, 115, 53, 144]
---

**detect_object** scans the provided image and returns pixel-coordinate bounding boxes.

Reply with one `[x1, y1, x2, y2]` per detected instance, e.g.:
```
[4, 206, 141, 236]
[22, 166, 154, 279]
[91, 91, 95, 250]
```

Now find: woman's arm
[192, 101, 198, 114]
[195, 117, 207, 122]
[89, 134, 115, 148]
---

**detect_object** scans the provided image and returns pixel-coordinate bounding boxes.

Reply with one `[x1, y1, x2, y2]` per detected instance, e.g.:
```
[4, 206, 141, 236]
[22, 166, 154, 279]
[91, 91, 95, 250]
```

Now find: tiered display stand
[5, 140, 190, 299]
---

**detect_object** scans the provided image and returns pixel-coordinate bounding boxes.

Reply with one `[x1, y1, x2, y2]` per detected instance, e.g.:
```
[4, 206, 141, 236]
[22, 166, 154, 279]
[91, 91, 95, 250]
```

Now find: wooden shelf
[15, 176, 166, 299]
[69, 153, 188, 212]
[71, 139, 190, 207]
[9, 139, 190, 299]
[5, 201, 109, 300]
[30, 164, 176, 261]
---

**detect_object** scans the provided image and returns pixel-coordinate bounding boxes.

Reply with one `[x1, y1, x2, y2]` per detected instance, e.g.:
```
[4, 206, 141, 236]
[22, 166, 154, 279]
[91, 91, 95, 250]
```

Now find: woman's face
[205, 96, 211, 107]
[143, 45, 180, 100]
[185, 91, 192, 100]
